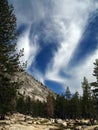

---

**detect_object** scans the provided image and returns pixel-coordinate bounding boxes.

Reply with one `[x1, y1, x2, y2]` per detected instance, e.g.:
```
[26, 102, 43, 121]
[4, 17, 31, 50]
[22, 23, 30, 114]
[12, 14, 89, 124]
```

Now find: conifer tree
[70, 91, 81, 118]
[55, 94, 66, 119]
[92, 59, 98, 97]
[93, 59, 98, 81]
[65, 86, 71, 99]
[81, 77, 94, 118]
[91, 59, 98, 118]
[0, 0, 23, 119]
[46, 94, 54, 118]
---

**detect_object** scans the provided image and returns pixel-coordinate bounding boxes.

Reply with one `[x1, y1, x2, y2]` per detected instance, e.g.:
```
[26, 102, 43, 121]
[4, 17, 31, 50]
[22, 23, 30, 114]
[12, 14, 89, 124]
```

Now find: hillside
[13, 71, 56, 102]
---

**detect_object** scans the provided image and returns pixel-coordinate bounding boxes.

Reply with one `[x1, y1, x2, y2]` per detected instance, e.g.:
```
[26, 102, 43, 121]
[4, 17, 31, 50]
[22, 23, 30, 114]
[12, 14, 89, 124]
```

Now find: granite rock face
[14, 72, 56, 102]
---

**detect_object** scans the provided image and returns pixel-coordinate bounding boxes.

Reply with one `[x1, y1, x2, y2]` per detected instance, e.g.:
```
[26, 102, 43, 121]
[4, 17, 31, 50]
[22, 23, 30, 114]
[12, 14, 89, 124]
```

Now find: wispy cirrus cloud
[9, 0, 53, 26]
[17, 25, 39, 68]
[10, 0, 54, 70]
[45, 0, 98, 92]
[9, 0, 98, 94]
[65, 49, 98, 94]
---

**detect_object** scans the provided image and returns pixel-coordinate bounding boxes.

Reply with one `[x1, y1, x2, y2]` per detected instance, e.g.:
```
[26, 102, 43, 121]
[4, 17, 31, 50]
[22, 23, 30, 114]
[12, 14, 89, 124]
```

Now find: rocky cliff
[14, 71, 56, 102]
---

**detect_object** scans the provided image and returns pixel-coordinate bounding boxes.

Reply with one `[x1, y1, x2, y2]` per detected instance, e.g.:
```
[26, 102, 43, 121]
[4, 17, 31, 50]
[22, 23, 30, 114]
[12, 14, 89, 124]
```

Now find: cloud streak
[45, 0, 98, 92]
[65, 49, 98, 94]
[9, 0, 98, 93]
[17, 25, 39, 68]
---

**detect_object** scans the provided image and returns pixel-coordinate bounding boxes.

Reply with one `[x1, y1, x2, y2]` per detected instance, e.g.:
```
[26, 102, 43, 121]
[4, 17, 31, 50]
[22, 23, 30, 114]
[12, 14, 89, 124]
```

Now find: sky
[9, 0, 98, 94]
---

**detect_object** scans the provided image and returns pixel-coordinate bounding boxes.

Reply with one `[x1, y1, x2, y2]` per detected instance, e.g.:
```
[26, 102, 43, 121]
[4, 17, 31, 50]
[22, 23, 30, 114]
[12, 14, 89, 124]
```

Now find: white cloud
[65, 48, 98, 94]
[17, 27, 30, 61]
[10, 0, 98, 94]
[45, 0, 98, 93]
[9, 0, 51, 81]
[45, 47, 98, 94]
[17, 25, 39, 68]
[10, 0, 52, 27]
[45, 19, 83, 83]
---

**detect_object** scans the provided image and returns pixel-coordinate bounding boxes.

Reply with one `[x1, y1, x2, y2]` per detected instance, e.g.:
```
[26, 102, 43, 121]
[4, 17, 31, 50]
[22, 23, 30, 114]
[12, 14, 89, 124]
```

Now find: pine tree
[46, 94, 54, 118]
[55, 94, 66, 119]
[92, 59, 98, 97]
[65, 86, 71, 99]
[91, 59, 98, 118]
[93, 59, 98, 81]
[16, 96, 26, 114]
[81, 77, 94, 118]
[0, 0, 23, 119]
[70, 91, 81, 118]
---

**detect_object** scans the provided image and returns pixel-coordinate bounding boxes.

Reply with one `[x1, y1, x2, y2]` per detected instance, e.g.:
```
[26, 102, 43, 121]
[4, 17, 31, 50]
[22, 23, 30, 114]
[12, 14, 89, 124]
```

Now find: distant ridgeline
[14, 71, 56, 102]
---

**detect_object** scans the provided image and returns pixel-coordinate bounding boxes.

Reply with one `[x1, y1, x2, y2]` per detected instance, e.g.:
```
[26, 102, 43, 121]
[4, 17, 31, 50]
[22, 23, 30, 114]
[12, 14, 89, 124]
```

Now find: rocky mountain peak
[14, 71, 56, 102]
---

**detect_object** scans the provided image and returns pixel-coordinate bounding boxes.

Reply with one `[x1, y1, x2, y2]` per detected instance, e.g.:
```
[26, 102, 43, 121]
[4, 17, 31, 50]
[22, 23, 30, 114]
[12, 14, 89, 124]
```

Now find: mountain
[14, 71, 56, 102]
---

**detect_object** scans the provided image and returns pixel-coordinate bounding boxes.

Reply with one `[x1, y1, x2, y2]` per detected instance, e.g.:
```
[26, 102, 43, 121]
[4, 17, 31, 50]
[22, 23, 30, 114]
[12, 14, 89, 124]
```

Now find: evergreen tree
[91, 59, 98, 118]
[81, 77, 94, 118]
[32, 100, 46, 117]
[0, 0, 23, 119]
[25, 96, 32, 115]
[55, 94, 66, 119]
[92, 59, 98, 97]
[65, 86, 71, 99]
[46, 94, 54, 118]
[93, 59, 98, 81]
[70, 91, 81, 118]
[16, 96, 26, 114]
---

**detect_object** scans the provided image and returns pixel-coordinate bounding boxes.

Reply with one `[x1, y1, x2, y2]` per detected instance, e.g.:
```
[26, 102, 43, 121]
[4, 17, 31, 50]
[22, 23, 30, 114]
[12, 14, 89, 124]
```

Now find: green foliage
[93, 59, 98, 82]
[16, 96, 46, 117]
[69, 92, 81, 118]
[81, 77, 96, 119]
[91, 59, 98, 117]
[46, 94, 55, 118]
[16, 82, 97, 120]
[65, 86, 71, 99]
[0, 2, 97, 120]
[55, 95, 66, 119]
[92, 59, 98, 98]
[0, 0, 23, 119]
[33, 100, 46, 117]
[16, 96, 26, 114]
[0, 76, 16, 119]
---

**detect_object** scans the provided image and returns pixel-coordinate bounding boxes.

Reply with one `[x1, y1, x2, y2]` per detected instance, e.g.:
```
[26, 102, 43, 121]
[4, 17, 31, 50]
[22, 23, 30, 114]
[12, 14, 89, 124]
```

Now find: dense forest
[16, 71, 98, 120]
[0, 0, 98, 121]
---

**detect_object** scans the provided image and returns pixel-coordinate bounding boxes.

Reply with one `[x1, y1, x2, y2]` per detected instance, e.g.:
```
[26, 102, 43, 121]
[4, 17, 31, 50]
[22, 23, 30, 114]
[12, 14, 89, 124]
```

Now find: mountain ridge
[14, 71, 56, 102]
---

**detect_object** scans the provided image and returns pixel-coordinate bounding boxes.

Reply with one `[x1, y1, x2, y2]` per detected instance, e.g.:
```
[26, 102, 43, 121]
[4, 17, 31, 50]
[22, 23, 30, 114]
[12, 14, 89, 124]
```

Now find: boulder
[33, 121, 41, 125]
[26, 120, 33, 124]
[20, 122, 27, 125]
[55, 119, 63, 124]
[62, 122, 67, 127]
[5, 120, 11, 125]
[82, 125, 87, 129]
[80, 119, 90, 125]
[50, 119, 55, 124]
[10, 118, 16, 124]
[75, 126, 82, 130]
[5, 116, 10, 120]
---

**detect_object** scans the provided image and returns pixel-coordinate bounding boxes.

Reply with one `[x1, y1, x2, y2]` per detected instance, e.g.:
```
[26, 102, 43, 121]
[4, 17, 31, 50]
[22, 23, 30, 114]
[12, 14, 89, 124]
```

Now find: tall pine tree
[92, 59, 98, 97]
[65, 86, 71, 99]
[81, 77, 95, 119]
[0, 0, 23, 119]
[46, 94, 54, 118]
[91, 59, 98, 118]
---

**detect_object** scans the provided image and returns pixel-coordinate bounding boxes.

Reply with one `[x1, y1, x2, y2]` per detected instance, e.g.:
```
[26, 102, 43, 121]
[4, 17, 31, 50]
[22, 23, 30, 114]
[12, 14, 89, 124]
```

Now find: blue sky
[9, 0, 98, 94]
